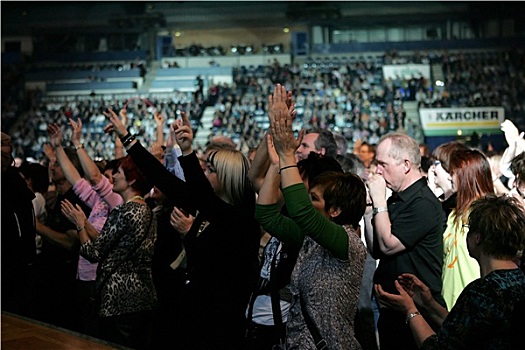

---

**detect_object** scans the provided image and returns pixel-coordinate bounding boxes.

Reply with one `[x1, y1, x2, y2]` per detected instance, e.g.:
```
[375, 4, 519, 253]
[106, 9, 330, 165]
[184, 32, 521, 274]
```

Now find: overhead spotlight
[283, 27, 290, 33]
[245, 45, 253, 54]
[174, 31, 181, 37]
[231, 46, 238, 54]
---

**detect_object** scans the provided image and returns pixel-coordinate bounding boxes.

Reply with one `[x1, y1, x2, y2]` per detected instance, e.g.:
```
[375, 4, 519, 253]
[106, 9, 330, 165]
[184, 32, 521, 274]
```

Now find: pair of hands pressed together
[374, 273, 435, 316]
[266, 84, 303, 166]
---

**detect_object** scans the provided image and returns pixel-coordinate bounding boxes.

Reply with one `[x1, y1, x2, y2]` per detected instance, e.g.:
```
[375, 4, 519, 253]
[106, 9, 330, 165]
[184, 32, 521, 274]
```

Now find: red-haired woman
[61, 155, 156, 350]
[441, 149, 494, 309]
[104, 108, 260, 350]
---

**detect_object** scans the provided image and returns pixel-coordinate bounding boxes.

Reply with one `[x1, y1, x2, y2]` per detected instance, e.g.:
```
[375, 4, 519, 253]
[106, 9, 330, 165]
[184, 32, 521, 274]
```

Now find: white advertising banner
[382, 64, 431, 80]
[419, 107, 504, 136]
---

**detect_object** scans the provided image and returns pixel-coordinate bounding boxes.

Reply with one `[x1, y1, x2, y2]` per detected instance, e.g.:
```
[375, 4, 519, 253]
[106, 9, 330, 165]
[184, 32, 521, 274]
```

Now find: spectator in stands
[358, 141, 376, 168]
[419, 143, 431, 158]
[295, 128, 338, 162]
[105, 108, 260, 350]
[333, 132, 349, 155]
[364, 132, 445, 350]
[500, 119, 525, 189]
[256, 97, 367, 349]
[375, 194, 525, 350]
[246, 151, 345, 350]
[62, 155, 156, 350]
[18, 162, 49, 254]
[47, 121, 122, 337]
[336, 153, 368, 182]
[487, 153, 510, 195]
[334, 151, 379, 350]
[432, 141, 469, 220]
[441, 149, 494, 309]
[34, 142, 92, 331]
[1, 131, 37, 318]
[509, 152, 525, 209]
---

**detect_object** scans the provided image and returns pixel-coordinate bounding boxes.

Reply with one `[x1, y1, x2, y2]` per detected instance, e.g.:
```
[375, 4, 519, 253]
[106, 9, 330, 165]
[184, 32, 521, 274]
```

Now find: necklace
[127, 195, 145, 203]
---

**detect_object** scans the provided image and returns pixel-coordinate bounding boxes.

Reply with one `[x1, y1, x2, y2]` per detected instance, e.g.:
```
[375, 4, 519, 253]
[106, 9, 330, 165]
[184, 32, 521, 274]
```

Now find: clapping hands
[268, 84, 304, 160]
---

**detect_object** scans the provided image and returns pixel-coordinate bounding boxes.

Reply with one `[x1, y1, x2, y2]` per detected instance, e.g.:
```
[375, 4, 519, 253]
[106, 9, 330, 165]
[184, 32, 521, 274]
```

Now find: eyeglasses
[205, 162, 216, 174]
[434, 160, 441, 166]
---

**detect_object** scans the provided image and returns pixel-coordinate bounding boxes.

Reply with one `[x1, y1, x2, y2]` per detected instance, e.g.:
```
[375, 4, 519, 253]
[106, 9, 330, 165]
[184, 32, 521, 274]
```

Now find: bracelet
[122, 135, 136, 147]
[279, 165, 298, 174]
[372, 206, 388, 215]
[119, 132, 132, 142]
[76, 226, 85, 232]
[405, 311, 421, 324]
[74, 144, 84, 150]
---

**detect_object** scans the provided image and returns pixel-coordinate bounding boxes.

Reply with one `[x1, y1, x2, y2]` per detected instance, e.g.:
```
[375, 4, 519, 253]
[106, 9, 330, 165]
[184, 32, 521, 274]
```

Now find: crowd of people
[2, 47, 525, 350]
[2, 78, 525, 349]
[3, 48, 525, 166]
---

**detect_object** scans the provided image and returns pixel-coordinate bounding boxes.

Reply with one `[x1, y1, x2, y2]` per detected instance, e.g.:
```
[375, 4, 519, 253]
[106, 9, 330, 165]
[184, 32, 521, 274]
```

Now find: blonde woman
[104, 108, 260, 350]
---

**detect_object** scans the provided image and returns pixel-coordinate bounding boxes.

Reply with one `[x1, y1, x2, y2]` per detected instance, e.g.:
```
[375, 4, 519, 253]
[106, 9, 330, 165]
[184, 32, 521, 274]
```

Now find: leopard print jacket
[80, 201, 157, 317]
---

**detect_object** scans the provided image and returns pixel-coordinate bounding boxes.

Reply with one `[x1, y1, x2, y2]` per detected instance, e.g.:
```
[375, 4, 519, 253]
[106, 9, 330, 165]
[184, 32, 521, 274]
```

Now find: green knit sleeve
[255, 202, 304, 249]
[283, 183, 349, 260]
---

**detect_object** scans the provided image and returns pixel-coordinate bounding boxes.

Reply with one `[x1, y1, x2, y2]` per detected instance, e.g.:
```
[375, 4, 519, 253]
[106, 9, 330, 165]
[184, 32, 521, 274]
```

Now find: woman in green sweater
[255, 84, 367, 349]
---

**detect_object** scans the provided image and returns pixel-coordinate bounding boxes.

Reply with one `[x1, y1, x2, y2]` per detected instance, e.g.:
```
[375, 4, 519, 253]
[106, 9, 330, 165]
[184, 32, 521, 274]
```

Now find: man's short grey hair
[379, 132, 421, 167]
[311, 128, 338, 159]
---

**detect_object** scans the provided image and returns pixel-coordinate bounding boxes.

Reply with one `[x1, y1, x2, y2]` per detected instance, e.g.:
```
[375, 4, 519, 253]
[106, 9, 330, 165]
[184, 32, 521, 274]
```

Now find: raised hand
[268, 84, 296, 126]
[501, 119, 523, 144]
[166, 121, 177, 149]
[69, 118, 83, 146]
[43, 142, 56, 161]
[103, 108, 128, 138]
[47, 123, 63, 148]
[174, 111, 193, 155]
[119, 108, 129, 127]
[268, 84, 304, 159]
[154, 110, 164, 127]
[266, 134, 280, 166]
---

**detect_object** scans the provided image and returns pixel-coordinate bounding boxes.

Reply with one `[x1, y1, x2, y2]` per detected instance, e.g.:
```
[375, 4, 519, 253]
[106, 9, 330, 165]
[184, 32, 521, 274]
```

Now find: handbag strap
[300, 296, 328, 350]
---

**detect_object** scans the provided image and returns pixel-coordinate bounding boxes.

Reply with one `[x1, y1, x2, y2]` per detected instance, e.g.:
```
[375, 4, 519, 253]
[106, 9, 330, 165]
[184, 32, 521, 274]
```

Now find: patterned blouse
[80, 201, 157, 317]
[256, 183, 367, 350]
[422, 268, 525, 349]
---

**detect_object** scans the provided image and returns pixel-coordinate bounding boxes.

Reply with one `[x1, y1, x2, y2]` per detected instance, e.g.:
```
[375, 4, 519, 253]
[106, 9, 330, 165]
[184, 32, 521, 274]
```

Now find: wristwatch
[372, 206, 388, 215]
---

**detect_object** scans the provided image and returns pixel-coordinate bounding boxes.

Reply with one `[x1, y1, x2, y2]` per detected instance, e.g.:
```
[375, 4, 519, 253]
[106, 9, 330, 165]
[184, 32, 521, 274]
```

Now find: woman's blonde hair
[208, 149, 255, 215]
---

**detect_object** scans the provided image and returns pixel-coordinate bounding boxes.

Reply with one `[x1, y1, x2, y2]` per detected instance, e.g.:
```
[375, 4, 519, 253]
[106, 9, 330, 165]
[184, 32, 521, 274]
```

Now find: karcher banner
[419, 107, 504, 136]
[382, 64, 431, 81]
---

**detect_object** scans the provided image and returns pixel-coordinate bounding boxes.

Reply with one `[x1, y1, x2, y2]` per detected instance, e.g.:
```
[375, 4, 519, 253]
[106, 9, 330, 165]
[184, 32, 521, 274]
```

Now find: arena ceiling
[2, 1, 524, 36]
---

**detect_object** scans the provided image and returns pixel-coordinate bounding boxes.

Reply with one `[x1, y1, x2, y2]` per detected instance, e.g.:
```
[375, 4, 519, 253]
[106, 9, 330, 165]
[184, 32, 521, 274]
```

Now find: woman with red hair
[441, 148, 494, 309]
[62, 155, 157, 350]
